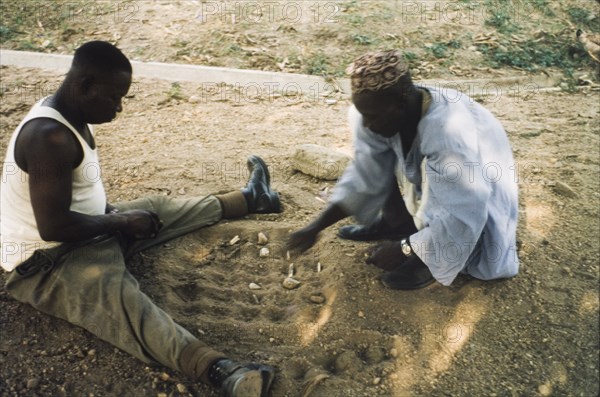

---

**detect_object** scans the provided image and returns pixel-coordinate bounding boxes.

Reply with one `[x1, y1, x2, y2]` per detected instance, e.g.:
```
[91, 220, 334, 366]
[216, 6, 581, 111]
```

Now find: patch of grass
[478, 36, 589, 72]
[0, 25, 15, 42]
[427, 40, 462, 59]
[341, 0, 365, 27]
[403, 51, 418, 62]
[484, 0, 518, 33]
[304, 53, 331, 76]
[351, 34, 374, 46]
[447, 39, 462, 49]
[428, 43, 448, 58]
[340, 0, 359, 13]
[531, 0, 555, 16]
[0, 0, 88, 46]
[567, 7, 597, 31]
[226, 44, 242, 53]
[345, 14, 365, 26]
[166, 82, 185, 101]
[16, 40, 41, 51]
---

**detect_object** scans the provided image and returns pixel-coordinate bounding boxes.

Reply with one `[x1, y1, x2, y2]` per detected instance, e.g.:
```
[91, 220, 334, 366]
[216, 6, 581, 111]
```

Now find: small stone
[229, 235, 240, 245]
[269, 338, 275, 343]
[358, 311, 365, 318]
[157, 393, 168, 397]
[373, 377, 381, 385]
[325, 99, 337, 105]
[309, 293, 326, 304]
[177, 188, 186, 195]
[159, 372, 170, 381]
[282, 277, 301, 290]
[249, 282, 262, 290]
[26, 378, 40, 389]
[176, 383, 187, 393]
[188, 95, 201, 103]
[259, 247, 270, 257]
[257, 232, 269, 245]
[553, 181, 578, 198]
[389, 348, 398, 358]
[538, 384, 552, 396]
[87, 349, 96, 357]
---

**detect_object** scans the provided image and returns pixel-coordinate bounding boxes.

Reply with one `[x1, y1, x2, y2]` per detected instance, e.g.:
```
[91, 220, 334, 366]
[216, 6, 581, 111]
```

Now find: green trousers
[5, 195, 228, 383]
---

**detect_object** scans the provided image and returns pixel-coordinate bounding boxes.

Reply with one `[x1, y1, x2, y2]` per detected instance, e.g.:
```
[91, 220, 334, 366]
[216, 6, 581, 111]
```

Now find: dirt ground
[0, 62, 598, 397]
[1, 1, 600, 396]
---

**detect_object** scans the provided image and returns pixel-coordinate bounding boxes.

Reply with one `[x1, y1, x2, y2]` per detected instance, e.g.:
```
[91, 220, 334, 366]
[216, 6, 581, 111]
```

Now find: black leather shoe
[242, 155, 281, 213]
[380, 256, 435, 290]
[338, 217, 415, 241]
[209, 359, 275, 397]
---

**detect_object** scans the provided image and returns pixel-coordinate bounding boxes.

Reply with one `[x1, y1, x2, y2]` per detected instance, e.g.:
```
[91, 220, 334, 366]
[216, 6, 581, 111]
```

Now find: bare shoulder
[18, 118, 77, 147]
[15, 118, 81, 172]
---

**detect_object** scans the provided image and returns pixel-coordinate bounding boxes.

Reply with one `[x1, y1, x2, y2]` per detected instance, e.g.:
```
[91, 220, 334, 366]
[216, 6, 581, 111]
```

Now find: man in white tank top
[0, 41, 277, 397]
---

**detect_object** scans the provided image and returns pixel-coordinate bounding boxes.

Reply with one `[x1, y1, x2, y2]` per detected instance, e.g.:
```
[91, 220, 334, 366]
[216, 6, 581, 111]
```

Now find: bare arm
[16, 120, 158, 242]
[286, 203, 348, 254]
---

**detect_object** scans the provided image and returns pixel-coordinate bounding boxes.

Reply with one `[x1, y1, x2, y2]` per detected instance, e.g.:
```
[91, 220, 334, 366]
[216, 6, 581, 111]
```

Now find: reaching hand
[286, 225, 320, 255]
[365, 241, 407, 271]
[120, 210, 163, 240]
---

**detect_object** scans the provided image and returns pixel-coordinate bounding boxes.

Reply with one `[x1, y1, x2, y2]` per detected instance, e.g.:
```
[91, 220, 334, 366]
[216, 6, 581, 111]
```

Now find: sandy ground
[0, 63, 598, 397]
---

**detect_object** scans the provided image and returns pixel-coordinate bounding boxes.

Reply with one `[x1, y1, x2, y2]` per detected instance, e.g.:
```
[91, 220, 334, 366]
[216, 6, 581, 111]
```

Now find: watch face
[402, 240, 412, 256]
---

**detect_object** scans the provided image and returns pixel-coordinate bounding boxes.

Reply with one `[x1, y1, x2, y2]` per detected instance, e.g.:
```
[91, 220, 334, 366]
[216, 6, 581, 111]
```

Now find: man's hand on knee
[119, 210, 163, 239]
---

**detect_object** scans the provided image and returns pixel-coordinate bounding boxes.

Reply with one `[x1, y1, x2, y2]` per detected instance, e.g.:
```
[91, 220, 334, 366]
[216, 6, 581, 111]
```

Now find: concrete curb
[1, 49, 562, 98]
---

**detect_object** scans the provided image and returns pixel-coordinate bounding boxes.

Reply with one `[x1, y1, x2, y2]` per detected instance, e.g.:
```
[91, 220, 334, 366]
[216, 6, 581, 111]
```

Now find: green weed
[427, 40, 461, 59]
[484, 0, 518, 33]
[304, 53, 331, 76]
[428, 43, 448, 58]
[166, 82, 185, 101]
[0, 25, 15, 42]
[531, 0, 555, 16]
[478, 37, 589, 72]
[403, 52, 418, 62]
[226, 44, 242, 54]
[345, 15, 365, 26]
[567, 7, 598, 31]
[352, 34, 374, 46]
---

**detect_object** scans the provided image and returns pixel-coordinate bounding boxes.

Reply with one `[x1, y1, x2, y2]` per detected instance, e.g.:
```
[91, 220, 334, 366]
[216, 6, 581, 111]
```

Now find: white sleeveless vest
[1, 98, 107, 271]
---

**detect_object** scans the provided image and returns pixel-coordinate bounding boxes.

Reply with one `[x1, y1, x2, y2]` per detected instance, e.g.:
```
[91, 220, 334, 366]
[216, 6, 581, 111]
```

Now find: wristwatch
[400, 238, 413, 257]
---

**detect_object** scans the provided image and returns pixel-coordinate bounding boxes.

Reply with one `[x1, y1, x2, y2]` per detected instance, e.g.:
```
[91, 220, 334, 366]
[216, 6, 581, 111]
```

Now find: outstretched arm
[286, 203, 348, 254]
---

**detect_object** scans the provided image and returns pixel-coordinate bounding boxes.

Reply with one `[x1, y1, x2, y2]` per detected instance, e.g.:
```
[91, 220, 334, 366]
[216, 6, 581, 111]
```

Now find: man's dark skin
[287, 79, 425, 268]
[14, 67, 161, 243]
